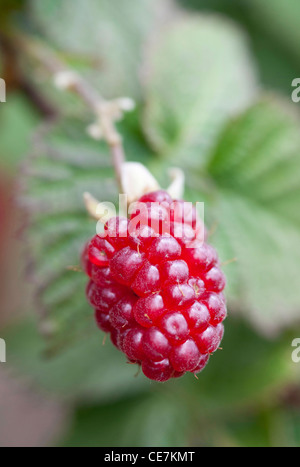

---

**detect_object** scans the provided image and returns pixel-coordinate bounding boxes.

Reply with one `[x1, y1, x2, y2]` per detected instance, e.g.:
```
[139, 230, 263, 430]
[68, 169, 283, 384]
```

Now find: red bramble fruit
[82, 190, 226, 382]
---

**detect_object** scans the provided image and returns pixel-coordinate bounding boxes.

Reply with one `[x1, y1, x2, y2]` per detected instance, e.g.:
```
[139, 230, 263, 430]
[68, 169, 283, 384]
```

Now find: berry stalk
[18, 34, 133, 191]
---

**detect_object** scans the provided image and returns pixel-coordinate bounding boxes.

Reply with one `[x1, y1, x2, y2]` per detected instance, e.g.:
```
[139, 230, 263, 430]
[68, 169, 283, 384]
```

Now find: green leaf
[5, 316, 296, 429]
[29, 0, 164, 100]
[204, 96, 300, 334]
[225, 406, 295, 447]
[143, 15, 257, 165]
[246, 0, 300, 63]
[60, 393, 189, 447]
[55, 320, 297, 446]
[176, 0, 299, 98]
[0, 93, 39, 170]
[0, 0, 25, 27]
[4, 318, 149, 402]
[183, 319, 296, 413]
[25, 115, 152, 353]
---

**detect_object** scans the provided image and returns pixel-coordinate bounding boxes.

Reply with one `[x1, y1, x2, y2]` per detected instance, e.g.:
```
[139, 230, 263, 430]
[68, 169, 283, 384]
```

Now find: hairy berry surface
[82, 190, 226, 382]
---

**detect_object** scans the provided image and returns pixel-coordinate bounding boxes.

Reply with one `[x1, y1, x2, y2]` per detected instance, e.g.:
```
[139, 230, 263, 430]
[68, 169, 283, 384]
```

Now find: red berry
[170, 200, 199, 229]
[128, 224, 157, 251]
[188, 277, 205, 297]
[148, 236, 181, 264]
[91, 265, 115, 287]
[203, 266, 226, 293]
[83, 190, 226, 381]
[202, 292, 227, 325]
[110, 247, 145, 286]
[163, 283, 195, 308]
[95, 309, 112, 333]
[142, 358, 173, 382]
[170, 339, 201, 372]
[194, 323, 224, 354]
[86, 280, 126, 311]
[130, 202, 170, 236]
[138, 190, 172, 204]
[81, 243, 93, 276]
[104, 217, 129, 249]
[183, 301, 210, 333]
[142, 327, 171, 361]
[159, 260, 189, 284]
[131, 260, 160, 296]
[160, 312, 189, 344]
[88, 235, 115, 267]
[183, 242, 217, 274]
[110, 328, 120, 349]
[109, 293, 137, 330]
[170, 222, 196, 246]
[122, 327, 145, 362]
[116, 327, 128, 353]
[192, 354, 210, 374]
[133, 294, 165, 327]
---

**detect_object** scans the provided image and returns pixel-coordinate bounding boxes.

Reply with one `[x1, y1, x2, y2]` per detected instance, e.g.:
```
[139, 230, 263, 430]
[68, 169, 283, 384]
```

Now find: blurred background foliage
[0, 0, 300, 447]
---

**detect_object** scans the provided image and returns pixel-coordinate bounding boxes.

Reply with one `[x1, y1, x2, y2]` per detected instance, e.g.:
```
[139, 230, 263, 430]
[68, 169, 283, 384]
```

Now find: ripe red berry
[142, 358, 173, 382]
[88, 234, 115, 267]
[133, 294, 165, 327]
[131, 260, 160, 296]
[83, 190, 226, 381]
[192, 354, 210, 375]
[160, 312, 189, 344]
[86, 280, 126, 311]
[183, 242, 218, 274]
[138, 190, 173, 204]
[201, 292, 227, 325]
[110, 246, 145, 285]
[203, 266, 226, 293]
[109, 293, 137, 330]
[159, 260, 189, 284]
[148, 236, 181, 264]
[122, 327, 145, 361]
[183, 301, 210, 333]
[194, 323, 224, 354]
[95, 309, 113, 333]
[163, 283, 195, 308]
[170, 338, 201, 372]
[142, 327, 171, 361]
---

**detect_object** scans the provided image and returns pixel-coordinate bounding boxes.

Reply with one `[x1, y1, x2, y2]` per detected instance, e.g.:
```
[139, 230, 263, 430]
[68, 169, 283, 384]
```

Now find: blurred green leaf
[0, 0, 25, 27]
[176, 0, 246, 18]
[184, 319, 296, 412]
[5, 316, 296, 438]
[26, 120, 115, 352]
[29, 0, 166, 100]
[0, 93, 39, 170]
[143, 15, 257, 166]
[5, 317, 149, 402]
[225, 406, 297, 447]
[25, 115, 152, 353]
[176, 0, 299, 97]
[246, 0, 300, 64]
[249, 32, 299, 97]
[203, 96, 300, 333]
[60, 393, 189, 447]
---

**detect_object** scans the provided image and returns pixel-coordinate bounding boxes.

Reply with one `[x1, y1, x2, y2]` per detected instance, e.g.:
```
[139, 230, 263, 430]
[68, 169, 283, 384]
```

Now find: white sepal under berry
[83, 163, 186, 222]
[120, 162, 185, 204]
[120, 162, 160, 204]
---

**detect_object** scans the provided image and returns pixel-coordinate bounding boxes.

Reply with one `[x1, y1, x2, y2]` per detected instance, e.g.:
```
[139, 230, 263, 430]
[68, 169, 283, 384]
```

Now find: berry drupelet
[82, 190, 226, 382]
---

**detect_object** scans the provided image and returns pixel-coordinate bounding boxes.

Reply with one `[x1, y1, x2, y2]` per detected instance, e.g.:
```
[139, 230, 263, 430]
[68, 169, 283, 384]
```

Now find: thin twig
[17, 35, 130, 191]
